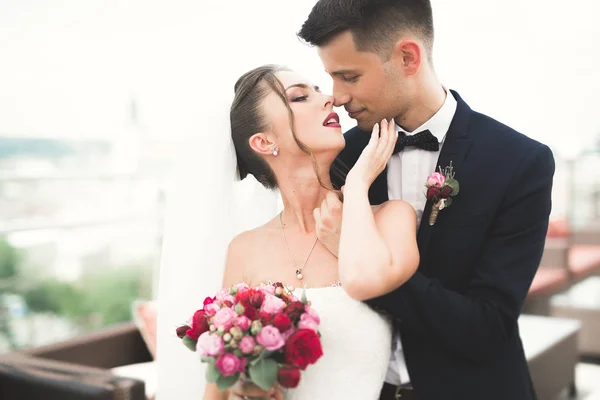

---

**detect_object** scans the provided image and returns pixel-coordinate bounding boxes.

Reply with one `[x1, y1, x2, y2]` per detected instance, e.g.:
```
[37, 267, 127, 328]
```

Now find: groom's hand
[228, 379, 283, 400]
[314, 190, 343, 257]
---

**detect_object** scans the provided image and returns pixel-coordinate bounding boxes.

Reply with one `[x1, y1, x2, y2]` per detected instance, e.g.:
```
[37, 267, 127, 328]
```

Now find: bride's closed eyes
[286, 83, 322, 103]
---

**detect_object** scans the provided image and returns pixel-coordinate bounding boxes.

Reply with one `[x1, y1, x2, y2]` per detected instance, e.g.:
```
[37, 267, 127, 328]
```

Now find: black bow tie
[393, 129, 440, 153]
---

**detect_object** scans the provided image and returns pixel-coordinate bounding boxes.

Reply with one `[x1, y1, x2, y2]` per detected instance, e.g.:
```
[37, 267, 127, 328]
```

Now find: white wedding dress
[155, 3, 394, 396]
[283, 286, 393, 400]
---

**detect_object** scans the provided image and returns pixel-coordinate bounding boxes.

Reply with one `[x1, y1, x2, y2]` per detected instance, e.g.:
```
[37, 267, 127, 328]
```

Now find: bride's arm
[337, 119, 419, 300]
[339, 187, 419, 300]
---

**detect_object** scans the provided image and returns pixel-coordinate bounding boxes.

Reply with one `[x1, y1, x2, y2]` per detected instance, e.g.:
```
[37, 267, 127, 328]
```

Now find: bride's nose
[323, 93, 334, 109]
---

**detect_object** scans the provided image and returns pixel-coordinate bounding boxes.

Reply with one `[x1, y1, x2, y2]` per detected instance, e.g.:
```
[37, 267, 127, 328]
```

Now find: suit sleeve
[367, 144, 555, 364]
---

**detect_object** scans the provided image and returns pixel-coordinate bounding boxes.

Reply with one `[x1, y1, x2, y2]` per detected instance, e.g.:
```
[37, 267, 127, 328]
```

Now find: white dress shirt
[384, 88, 458, 385]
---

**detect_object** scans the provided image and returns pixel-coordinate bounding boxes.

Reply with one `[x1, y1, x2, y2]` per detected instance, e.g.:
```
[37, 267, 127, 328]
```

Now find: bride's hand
[314, 191, 343, 257]
[346, 118, 397, 189]
[228, 378, 283, 400]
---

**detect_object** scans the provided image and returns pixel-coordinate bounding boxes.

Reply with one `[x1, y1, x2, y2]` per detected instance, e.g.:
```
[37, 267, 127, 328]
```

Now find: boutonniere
[425, 161, 460, 226]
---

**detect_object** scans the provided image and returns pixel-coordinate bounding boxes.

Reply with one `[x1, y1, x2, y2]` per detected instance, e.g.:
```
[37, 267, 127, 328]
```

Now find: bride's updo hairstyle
[230, 64, 337, 193]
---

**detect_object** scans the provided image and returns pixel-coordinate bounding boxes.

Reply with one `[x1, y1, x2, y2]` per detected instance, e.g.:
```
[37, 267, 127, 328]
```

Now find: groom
[231, 0, 554, 399]
[299, 0, 554, 399]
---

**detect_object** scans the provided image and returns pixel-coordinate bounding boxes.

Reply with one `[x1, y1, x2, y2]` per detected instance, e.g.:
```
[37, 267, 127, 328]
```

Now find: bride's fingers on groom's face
[367, 122, 379, 151]
[375, 118, 388, 155]
[384, 118, 397, 161]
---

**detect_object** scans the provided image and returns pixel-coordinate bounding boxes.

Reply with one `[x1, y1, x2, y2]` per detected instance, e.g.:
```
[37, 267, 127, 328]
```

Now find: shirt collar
[395, 87, 457, 143]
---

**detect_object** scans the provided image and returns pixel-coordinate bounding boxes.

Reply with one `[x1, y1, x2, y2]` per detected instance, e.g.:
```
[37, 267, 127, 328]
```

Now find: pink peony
[256, 325, 285, 351]
[426, 172, 445, 188]
[204, 302, 221, 316]
[297, 313, 319, 332]
[261, 294, 286, 315]
[197, 332, 224, 356]
[239, 336, 256, 354]
[215, 353, 242, 376]
[213, 307, 237, 331]
[234, 315, 251, 331]
[256, 285, 275, 295]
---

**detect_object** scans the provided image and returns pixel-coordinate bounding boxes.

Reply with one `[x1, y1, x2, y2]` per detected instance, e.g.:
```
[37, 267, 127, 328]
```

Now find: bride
[197, 64, 419, 400]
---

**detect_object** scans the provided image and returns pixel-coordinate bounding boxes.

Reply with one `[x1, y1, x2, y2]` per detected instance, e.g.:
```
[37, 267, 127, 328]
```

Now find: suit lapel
[416, 90, 473, 258]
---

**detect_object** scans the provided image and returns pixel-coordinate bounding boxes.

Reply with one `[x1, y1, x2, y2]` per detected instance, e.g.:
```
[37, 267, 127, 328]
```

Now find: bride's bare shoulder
[224, 216, 279, 286]
[227, 215, 280, 257]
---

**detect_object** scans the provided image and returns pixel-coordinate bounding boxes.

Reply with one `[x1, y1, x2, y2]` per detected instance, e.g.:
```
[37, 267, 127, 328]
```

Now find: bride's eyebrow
[285, 83, 320, 92]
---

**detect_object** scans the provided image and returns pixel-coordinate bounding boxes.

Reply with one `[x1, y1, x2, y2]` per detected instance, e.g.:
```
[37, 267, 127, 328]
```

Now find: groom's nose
[332, 84, 351, 107]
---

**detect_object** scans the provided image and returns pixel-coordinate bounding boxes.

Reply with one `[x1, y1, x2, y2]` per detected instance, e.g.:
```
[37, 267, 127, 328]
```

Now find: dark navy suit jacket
[332, 90, 554, 400]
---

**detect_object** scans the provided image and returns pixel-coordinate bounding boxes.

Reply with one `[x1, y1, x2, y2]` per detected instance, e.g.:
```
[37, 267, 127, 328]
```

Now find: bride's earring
[272, 146, 279, 156]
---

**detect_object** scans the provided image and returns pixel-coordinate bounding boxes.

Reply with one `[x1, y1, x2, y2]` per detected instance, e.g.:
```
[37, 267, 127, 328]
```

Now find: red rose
[175, 324, 191, 339]
[242, 302, 258, 320]
[203, 296, 216, 308]
[236, 290, 251, 303]
[426, 187, 439, 200]
[440, 185, 453, 197]
[249, 290, 265, 308]
[260, 312, 272, 325]
[285, 301, 305, 323]
[284, 329, 323, 370]
[277, 366, 301, 388]
[272, 314, 292, 332]
[186, 309, 209, 340]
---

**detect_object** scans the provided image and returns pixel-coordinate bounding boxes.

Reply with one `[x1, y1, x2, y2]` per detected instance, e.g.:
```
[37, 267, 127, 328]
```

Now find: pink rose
[261, 294, 286, 315]
[257, 285, 275, 295]
[297, 313, 319, 332]
[213, 307, 237, 331]
[304, 307, 320, 325]
[239, 336, 256, 354]
[234, 316, 251, 331]
[426, 172, 445, 188]
[215, 353, 242, 376]
[216, 289, 230, 302]
[234, 282, 250, 293]
[197, 332, 224, 356]
[256, 326, 285, 351]
[223, 295, 237, 306]
[205, 302, 221, 316]
[203, 296, 216, 308]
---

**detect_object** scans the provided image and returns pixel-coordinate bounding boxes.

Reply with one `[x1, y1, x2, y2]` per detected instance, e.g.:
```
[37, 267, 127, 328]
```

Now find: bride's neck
[278, 166, 333, 234]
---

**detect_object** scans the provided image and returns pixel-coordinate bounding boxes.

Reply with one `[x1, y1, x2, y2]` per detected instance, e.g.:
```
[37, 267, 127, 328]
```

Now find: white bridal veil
[155, 2, 324, 398]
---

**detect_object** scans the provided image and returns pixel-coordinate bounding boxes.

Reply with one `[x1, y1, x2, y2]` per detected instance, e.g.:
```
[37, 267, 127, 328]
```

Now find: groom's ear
[248, 133, 276, 156]
[392, 39, 421, 76]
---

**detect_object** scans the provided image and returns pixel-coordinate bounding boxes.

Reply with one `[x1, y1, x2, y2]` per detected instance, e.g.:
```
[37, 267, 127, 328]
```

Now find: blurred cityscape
[0, 101, 177, 353]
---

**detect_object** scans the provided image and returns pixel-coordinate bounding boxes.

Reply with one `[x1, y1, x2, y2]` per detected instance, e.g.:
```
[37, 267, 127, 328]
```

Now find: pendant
[296, 269, 303, 280]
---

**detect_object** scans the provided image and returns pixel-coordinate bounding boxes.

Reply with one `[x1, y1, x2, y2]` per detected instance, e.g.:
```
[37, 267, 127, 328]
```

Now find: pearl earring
[272, 146, 278, 156]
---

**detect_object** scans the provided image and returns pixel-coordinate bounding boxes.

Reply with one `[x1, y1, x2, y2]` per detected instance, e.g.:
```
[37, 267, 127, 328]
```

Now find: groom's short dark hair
[298, 0, 434, 60]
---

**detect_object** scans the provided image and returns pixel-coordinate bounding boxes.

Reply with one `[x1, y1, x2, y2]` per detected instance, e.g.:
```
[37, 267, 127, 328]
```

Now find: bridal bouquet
[176, 282, 323, 392]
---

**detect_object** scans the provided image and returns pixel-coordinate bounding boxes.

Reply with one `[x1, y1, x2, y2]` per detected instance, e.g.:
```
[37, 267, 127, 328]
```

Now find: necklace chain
[279, 211, 318, 281]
